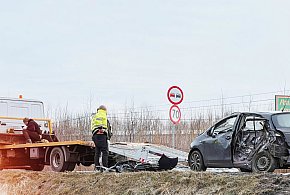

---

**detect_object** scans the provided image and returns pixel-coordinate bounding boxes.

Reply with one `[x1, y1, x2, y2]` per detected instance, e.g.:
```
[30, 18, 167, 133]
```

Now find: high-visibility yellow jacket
[91, 109, 108, 132]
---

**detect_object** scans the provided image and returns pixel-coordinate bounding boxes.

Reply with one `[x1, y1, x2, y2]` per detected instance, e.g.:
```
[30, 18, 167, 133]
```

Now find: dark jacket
[27, 119, 42, 135]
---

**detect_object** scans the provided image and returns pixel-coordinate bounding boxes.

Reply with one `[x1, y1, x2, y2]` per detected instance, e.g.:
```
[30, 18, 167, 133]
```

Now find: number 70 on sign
[169, 105, 181, 124]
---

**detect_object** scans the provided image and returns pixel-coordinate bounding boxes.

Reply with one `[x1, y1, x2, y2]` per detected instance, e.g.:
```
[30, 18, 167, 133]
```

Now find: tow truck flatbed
[0, 140, 92, 149]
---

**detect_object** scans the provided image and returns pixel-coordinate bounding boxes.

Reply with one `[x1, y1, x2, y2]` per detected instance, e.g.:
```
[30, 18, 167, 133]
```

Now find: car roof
[230, 111, 290, 118]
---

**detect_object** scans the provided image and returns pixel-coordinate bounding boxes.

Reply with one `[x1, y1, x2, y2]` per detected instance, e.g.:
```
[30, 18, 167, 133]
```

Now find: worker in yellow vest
[91, 105, 109, 168]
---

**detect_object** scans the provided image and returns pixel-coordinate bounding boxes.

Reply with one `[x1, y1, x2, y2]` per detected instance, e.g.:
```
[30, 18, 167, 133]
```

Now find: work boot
[26, 139, 32, 144]
[41, 139, 49, 143]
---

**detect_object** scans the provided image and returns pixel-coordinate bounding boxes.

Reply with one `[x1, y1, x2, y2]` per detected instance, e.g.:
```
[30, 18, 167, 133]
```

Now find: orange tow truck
[0, 97, 96, 171]
[0, 97, 186, 172]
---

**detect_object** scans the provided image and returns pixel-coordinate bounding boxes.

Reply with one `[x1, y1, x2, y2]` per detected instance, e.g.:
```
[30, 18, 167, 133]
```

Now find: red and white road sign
[167, 86, 184, 105]
[169, 105, 181, 124]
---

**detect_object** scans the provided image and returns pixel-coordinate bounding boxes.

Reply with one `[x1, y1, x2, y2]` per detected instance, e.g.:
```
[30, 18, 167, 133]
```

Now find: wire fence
[51, 90, 290, 173]
[53, 110, 218, 151]
[52, 90, 287, 151]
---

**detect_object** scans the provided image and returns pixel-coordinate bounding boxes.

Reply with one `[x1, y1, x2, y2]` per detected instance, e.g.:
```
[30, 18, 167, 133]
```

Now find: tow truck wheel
[81, 162, 92, 166]
[66, 163, 76, 171]
[50, 147, 67, 172]
[252, 151, 276, 172]
[30, 164, 45, 171]
[240, 168, 252, 172]
[188, 150, 206, 171]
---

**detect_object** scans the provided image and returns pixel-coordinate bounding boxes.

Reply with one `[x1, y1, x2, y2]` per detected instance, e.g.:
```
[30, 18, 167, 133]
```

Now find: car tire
[251, 151, 276, 172]
[188, 150, 206, 171]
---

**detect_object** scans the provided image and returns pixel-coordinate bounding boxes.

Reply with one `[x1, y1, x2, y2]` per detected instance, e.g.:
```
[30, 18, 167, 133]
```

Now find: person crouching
[22, 118, 42, 143]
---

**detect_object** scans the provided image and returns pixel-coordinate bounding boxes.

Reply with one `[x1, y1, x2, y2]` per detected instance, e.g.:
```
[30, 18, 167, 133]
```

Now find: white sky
[1, 1, 290, 116]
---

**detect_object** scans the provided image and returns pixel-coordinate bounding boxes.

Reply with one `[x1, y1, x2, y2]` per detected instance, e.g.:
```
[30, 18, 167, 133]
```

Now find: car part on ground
[95, 154, 178, 173]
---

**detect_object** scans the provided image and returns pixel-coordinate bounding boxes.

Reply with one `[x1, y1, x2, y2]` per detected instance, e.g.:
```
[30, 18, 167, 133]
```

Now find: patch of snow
[206, 168, 240, 173]
[0, 184, 8, 195]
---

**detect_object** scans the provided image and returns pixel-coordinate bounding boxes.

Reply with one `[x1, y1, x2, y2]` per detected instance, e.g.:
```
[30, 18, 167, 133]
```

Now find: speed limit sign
[169, 105, 181, 124]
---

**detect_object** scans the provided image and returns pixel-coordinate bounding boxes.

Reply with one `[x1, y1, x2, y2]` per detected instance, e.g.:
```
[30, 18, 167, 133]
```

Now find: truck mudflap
[96, 154, 178, 173]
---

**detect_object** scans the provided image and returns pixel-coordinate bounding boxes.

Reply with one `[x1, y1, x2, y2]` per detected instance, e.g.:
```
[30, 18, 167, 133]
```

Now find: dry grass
[1, 170, 290, 195]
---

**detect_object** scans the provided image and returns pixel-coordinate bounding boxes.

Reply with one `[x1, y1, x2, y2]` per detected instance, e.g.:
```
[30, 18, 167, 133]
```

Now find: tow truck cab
[0, 97, 50, 135]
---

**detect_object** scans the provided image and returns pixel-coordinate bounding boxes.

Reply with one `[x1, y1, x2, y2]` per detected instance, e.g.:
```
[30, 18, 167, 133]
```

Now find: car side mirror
[207, 130, 211, 136]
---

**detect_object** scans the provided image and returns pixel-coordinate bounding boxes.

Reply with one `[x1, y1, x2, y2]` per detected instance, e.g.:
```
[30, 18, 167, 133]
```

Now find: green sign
[275, 95, 290, 111]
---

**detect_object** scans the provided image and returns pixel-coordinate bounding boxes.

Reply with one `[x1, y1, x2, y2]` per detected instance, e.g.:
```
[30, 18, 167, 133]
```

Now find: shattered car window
[243, 118, 264, 131]
[213, 116, 237, 134]
[272, 113, 290, 128]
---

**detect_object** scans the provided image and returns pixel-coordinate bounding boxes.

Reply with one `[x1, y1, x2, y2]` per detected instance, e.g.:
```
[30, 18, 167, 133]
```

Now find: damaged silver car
[188, 112, 290, 172]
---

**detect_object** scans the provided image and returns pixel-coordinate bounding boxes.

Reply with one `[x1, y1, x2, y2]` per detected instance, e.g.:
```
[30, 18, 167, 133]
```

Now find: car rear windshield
[272, 113, 290, 128]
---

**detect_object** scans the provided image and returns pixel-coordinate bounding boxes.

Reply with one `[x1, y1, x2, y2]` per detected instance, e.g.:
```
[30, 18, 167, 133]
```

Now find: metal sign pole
[172, 125, 176, 148]
[167, 86, 184, 149]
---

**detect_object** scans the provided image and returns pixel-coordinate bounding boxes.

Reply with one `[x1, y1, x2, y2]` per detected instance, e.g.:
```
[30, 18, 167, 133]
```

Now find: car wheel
[252, 151, 276, 172]
[188, 150, 206, 171]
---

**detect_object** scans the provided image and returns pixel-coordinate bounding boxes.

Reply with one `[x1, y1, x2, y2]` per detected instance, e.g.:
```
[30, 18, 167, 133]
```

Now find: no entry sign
[167, 86, 184, 105]
[169, 105, 181, 124]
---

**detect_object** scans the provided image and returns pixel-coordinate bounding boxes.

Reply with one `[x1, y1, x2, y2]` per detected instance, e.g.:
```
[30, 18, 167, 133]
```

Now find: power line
[122, 89, 289, 111]
[180, 98, 274, 110]
[54, 90, 283, 123]
[110, 98, 275, 115]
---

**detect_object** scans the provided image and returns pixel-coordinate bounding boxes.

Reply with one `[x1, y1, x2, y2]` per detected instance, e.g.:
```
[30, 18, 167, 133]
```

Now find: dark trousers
[23, 130, 41, 142]
[92, 133, 108, 167]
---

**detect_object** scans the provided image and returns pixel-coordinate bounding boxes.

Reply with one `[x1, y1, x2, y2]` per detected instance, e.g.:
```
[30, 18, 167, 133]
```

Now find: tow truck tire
[50, 147, 67, 172]
[240, 168, 252, 172]
[188, 150, 206, 171]
[30, 164, 45, 171]
[81, 162, 92, 166]
[252, 151, 276, 172]
[66, 163, 76, 171]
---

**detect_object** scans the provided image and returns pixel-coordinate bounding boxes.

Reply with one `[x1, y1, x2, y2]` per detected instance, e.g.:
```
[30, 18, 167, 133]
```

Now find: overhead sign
[169, 105, 181, 124]
[275, 95, 290, 111]
[167, 86, 184, 105]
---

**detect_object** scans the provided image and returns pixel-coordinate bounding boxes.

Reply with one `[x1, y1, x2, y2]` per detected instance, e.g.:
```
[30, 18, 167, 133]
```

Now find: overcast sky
[1, 1, 290, 116]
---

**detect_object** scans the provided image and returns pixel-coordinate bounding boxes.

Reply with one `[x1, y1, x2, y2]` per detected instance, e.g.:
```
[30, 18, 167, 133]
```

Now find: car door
[202, 115, 238, 167]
